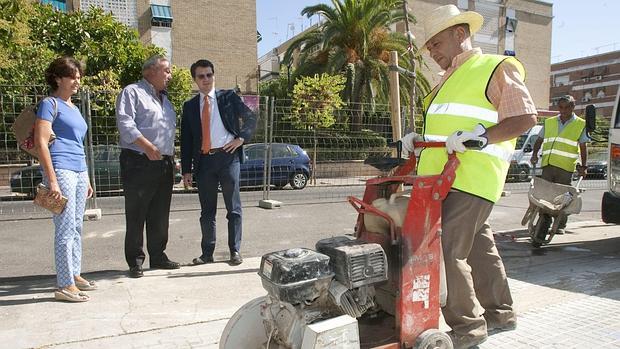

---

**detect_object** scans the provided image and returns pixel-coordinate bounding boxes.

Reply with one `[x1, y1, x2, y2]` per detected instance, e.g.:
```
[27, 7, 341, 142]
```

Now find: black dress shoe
[129, 266, 143, 278]
[230, 252, 243, 265]
[192, 256, 214, 265]
[150, 259, 181, 269]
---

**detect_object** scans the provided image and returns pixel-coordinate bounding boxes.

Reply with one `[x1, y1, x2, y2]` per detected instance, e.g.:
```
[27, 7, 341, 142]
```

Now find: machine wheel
[219, 296, 269, 349]
[414, 329, 453, 349]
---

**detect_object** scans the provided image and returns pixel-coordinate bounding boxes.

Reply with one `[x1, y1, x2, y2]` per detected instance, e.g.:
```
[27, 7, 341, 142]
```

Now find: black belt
[122, 148, 173, 160]
[201, 147, 225, 155]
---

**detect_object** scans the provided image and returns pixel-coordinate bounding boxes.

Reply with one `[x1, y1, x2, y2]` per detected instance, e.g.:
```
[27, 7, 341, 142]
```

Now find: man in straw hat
[401, 4, 538, 348]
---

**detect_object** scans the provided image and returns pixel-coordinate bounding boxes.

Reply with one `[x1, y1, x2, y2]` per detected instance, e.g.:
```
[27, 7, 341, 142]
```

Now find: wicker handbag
[33, 184, 68, 215]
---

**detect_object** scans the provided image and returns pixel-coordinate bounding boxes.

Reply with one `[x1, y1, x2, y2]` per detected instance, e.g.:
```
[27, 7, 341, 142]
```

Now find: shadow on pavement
[167, 267, 259, 279]
[0, 269, 127, 305]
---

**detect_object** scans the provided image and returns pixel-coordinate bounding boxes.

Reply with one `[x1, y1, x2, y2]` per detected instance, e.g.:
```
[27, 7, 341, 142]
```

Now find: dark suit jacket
[180, 90, 257, 174]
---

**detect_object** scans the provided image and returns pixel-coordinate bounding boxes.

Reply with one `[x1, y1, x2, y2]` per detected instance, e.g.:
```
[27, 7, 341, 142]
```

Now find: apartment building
[40, 0, 258, 93]
[550, 50, 620, 121]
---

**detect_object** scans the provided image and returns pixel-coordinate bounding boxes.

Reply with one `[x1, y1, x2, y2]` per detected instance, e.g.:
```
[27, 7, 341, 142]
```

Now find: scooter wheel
[414, 329, 453, 349]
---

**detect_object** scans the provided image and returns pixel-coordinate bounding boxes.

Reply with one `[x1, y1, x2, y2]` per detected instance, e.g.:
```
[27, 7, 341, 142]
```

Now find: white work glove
[445, 123, 488, 154]
[400, 132, 423, 154]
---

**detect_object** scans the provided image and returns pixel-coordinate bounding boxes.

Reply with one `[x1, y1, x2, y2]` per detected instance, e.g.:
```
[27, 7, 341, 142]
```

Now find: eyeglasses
[196, 73, 214, 79]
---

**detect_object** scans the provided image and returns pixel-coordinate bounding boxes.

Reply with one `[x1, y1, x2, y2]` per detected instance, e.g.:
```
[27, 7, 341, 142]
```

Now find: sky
[256, 0, 619, 63]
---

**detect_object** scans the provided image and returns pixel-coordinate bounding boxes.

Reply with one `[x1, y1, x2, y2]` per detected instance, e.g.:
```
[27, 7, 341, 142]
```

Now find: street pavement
[1, 191, 619, 348]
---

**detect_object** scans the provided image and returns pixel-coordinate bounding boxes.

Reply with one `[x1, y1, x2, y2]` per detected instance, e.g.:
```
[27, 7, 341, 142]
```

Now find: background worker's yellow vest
[541, 116, 585, 172]
[418, 54, 524, 203]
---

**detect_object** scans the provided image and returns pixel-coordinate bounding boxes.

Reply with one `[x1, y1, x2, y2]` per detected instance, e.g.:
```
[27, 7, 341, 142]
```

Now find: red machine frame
[347, 142, 459, 348]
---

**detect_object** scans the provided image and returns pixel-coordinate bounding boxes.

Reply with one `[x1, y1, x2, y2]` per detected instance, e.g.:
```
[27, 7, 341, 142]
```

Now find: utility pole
[402, 0, 418, 132]
[389, 51, 402, 154]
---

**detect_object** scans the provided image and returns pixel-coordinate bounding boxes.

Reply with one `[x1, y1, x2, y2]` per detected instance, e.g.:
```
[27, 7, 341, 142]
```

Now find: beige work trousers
[441, 191, 515, 338]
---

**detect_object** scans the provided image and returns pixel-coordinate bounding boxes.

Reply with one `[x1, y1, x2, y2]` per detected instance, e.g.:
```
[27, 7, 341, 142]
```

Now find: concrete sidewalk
[1, 221, 619, 349]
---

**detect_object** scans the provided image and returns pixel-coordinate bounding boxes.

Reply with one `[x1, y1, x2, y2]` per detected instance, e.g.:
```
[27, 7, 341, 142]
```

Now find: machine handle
[387, 140, 403, 159]
[463, 139, 485, 149]
[412, 140, 483, 149]
[574, 175, 584, 192]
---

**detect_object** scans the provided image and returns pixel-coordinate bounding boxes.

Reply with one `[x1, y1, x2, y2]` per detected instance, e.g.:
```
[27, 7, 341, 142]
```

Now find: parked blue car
[240, 143, 311, 189]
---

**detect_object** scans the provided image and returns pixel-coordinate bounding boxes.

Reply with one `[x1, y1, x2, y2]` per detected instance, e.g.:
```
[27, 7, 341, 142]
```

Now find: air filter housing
[315, 236, 388, 289]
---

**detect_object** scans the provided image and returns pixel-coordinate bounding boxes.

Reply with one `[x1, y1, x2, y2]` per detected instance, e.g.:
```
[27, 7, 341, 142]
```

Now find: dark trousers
[120, 149, 174, 267]
[196, 151, 242, 258]
[541, 165, 573, 229]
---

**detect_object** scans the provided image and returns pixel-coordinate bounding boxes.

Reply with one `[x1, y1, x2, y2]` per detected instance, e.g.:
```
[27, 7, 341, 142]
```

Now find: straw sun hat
[422, 4, 483, 50]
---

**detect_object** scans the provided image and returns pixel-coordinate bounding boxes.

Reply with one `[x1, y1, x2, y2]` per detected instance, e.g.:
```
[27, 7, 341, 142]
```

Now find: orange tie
[201, 95, 211, 153]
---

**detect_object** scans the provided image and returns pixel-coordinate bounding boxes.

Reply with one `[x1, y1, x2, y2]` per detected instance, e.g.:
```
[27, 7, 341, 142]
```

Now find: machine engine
[258, 237, 387, 348]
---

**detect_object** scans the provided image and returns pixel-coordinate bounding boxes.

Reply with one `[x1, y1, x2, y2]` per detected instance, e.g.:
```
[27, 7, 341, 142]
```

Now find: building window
[582, 91, 592, 102]
[40, 0, 67, 12]
[554, 75, 569, 87]
[151, 4, 173, 27]
[597, 89, 606, 99]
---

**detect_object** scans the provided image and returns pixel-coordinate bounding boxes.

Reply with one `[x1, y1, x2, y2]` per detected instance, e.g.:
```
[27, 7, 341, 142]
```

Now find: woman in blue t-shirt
[34, 56, 95, 302]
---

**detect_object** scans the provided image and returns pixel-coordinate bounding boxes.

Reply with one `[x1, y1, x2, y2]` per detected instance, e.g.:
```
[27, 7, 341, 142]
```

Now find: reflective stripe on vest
[426, 103, 498, 123]
[541, 116, 585, 172]
[419, 54, 525, 203]
[424, 134, 514, 162]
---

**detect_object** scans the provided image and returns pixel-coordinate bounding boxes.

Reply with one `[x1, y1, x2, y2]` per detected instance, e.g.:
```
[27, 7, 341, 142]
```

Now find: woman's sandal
[54, 288, 90, 302]
[75, 279, 98, 291]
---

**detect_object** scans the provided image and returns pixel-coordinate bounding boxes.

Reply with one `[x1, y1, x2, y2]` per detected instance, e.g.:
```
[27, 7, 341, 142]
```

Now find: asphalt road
[0, 179, 606, 217]
[0, 182, 609, 278]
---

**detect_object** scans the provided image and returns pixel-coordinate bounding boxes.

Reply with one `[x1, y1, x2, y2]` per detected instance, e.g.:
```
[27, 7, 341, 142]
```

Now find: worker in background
[530, 94, 589, 235]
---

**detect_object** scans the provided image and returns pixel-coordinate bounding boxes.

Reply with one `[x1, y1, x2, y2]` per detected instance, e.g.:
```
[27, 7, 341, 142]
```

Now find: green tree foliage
[290, 73, 345, 130]
[283, 0, 430, 129]
[81, 69, 121, 143]
[259, 73, 290, 99]
[167, 65, 194, 143]
[0, 0, 169, 89]
[29, 4, 163, 87]
[167, 65, 193, 115]
[0, 0, 55, 86]
[0, 0, 193, 153]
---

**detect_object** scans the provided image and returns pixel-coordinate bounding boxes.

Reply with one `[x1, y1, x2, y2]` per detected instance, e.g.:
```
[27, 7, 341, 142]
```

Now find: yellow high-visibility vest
[541, 116, 585, 172]
[418, 54, 524, 202]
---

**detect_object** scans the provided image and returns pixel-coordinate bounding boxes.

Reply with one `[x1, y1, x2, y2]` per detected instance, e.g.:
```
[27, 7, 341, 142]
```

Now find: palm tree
[283, 0, 430, 131]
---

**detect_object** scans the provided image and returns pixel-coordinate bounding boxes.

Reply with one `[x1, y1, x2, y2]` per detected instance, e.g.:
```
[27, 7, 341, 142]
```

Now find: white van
[507, 125, 542, 182]
[602, 90, 620, 223]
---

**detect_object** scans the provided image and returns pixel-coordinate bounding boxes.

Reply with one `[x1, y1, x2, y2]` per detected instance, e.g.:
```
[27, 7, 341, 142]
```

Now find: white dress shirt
[199, 89, 234, 148]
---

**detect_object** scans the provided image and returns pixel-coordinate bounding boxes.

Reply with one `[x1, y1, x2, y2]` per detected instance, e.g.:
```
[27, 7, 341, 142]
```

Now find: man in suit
[181, 59, 257, 266]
